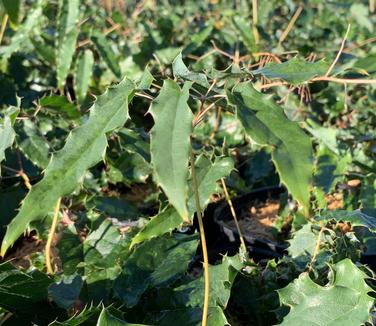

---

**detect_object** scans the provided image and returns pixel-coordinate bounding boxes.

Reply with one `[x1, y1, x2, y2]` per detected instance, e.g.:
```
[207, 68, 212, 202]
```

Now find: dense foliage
[0, 0, 375, 325]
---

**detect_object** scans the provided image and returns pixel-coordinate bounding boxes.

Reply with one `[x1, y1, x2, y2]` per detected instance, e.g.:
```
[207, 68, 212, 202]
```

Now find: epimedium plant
[0, 0, 375, 325]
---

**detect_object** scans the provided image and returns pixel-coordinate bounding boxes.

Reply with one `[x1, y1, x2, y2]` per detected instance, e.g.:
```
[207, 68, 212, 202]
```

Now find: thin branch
[220, 178, 246, 251]
[259, 76, 376, 90]
[325, 24, 351, 77]
[344, 35, 376, 52]
[0, 14, 8, 45]
[76, 23, 121, 48]
[189, 142, 209, 326]
[308, 223, 325, 272]
[45, 198, 62, 274]
[278, 5, 303, 46]
[252, 0, 259, 44]
[135, 92, 154, 101]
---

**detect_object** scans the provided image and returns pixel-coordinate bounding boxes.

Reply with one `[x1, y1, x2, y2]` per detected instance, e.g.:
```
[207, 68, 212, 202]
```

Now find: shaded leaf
[0, 0, 45, 59]
[91, 32, 121, 79]
[228, 83, 312, 213]
[115, 235, 198, 308]
[16, 119, 50, 169]
[48, 274, 83, 310]
[1, 0, 20, 26]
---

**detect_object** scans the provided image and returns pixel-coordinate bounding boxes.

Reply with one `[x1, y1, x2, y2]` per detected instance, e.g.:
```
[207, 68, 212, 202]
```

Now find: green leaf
[39, 94, 81, 119]
[0, 262, 53, 315]
[97, 307, 148, 326]
[91, 32, 121, 79]
[187, 155, 234, 215]
[82, 219, 134, 288]
[252, 58, 329, 85]
[287, 223, 317, 258]
[149, 80, 193, 222]
[316, 210, 376, 232]
[1, 78, 135, 256]
[56, 0, 80, 89]
[31, 36, 56, 66]
[114, 235, 198, 308]
[147, 255, 240, 326]
[1, 0, 20, 26]
[228, 83, 312, 213]
[91, 196, 139, 220]
[232, 15, 256, 53]
[131, 156, 234, 247]
[130, 207, 182, 248]
[75, 49, 94, 102]
[16, 119, 50, 169]
[48, 274, 83, 310]
[107, 150, 151, 185]
[0, 0, 45, 60]
[0, 110, 17, 174]
[278, 259, 374, 325]
[172, 53, 209, 88]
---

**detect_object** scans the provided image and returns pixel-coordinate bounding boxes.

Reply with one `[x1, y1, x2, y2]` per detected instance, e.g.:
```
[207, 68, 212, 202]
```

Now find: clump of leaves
[0, 0, 375, 325]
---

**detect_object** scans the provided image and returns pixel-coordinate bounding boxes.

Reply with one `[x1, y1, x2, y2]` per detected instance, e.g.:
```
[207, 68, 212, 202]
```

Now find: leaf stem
[278, 5, 303, 47]
[45, 198, 62, 275]
[189, 140, 209, 326]
[308, 222, 325, 272]
[220, 178, 246, 251]
[325, 24, 351, 77]
[0, 14, 8, 45]
[252, 0, 259, 44]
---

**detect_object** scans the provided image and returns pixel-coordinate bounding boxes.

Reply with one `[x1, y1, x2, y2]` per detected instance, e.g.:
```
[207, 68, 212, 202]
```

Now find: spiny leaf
[1, 78, 135, 256]
[97, 307, 148, 326]
[0, 0, 45, 60]
[130, 207, 182, 248]
[91, 31, 121, 79]
[316, 210, 376, 232]
[252, 58, 329, 85]
[75, 49, 94, 102]
[172, 53, 209, 87]
[0, 109, 18, 174]
[56, 0, 80, 89]
[115, 235, 198, 308]
[130, 156, 234, 247]
[148, 255, 241, 326]
[287, 223, 317, 258]
[187, 155, 234, 216]
[278, 259, 374, 325]
[16, 119, 50, 169]
[149, 79, 193, 222]
[227, 83, 312, 214]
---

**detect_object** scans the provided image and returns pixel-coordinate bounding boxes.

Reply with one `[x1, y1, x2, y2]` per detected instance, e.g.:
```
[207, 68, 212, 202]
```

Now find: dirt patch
[225, 199, 280, 242]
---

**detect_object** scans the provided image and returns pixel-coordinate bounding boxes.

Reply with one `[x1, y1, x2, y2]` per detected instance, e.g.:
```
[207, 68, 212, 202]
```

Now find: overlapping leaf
[1, 78, 135, 256]
[227, 82, 312, 213]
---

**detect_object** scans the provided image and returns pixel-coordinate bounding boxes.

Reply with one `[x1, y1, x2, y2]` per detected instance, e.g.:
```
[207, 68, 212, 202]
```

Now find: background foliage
[0, 0, 375, 325]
